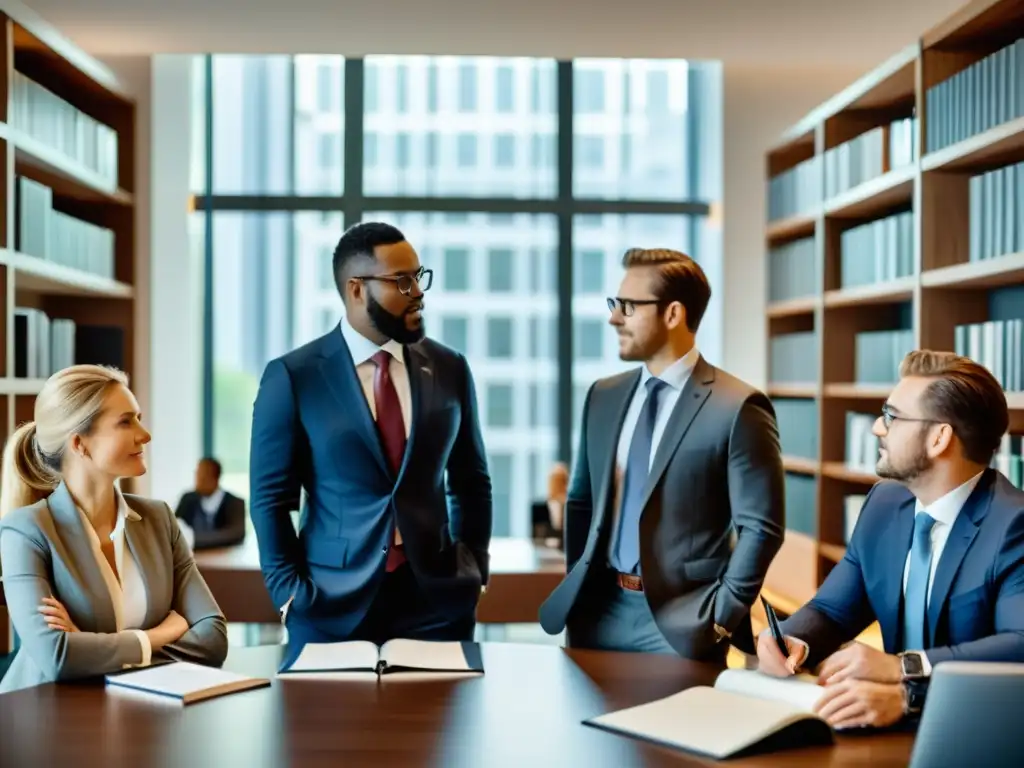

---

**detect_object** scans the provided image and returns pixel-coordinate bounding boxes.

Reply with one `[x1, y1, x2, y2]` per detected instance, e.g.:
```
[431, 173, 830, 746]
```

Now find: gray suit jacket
[538, 355, 786, 659]
[0, 481, 228, 694]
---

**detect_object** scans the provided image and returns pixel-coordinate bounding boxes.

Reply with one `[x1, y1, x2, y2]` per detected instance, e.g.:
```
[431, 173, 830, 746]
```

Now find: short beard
[876, 439, 932, 485]
[366, 292, 425, 345]
[618, 328, 667, 362]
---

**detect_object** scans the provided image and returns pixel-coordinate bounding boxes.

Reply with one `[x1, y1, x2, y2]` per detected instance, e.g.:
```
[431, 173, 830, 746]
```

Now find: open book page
[586, 686, 828, 760]
[283, 640, 381, 673]
[379, 639, 482, 673]
[105, 662, 269, 704]
[713, 669, 825, 712]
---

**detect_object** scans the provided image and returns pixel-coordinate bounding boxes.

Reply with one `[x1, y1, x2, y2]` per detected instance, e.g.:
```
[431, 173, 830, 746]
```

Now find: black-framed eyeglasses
[607, 297, 662, 317]
[355, 267, 433, 296]
[880, 403, 937, 430]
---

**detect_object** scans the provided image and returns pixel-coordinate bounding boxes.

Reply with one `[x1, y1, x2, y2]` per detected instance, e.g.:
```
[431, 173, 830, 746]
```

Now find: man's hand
[817, 642, 902, 685]
[814, 679, 906, 730]
[756, 628, 808, 677]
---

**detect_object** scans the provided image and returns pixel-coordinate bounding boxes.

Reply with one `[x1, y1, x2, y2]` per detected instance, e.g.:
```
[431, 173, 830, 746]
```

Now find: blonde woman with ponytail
[0, 365, 227, 693]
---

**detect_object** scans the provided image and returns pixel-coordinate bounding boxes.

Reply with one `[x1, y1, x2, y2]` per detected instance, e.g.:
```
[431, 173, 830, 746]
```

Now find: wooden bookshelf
[763, 0, 1024, 608]
[782, 456, 818, 475]
[766, 295, 818, 318]
[766, 213, 818, 243]
[0, 2, 138, 654]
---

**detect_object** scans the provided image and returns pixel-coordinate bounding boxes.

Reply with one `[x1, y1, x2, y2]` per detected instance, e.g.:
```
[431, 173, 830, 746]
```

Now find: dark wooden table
[194, 536, 567, 625]
[0, 643, 915, 766]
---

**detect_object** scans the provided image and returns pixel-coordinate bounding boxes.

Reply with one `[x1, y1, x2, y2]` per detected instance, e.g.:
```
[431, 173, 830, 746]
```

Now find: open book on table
[584, 668, 833, 760]
[105, 661, 271, 705]
[277, 639, 484, 679]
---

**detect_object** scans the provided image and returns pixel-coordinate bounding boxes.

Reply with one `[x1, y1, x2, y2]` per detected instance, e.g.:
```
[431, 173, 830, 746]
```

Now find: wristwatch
[899, 651, 926, 680]
[903, 680, 927, 715]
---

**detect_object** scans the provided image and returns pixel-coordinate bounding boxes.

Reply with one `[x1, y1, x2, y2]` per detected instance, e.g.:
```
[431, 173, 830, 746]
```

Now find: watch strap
[903, 680, 927, 715]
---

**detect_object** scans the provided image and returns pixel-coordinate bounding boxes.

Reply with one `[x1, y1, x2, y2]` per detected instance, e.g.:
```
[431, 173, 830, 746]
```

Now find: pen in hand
[760, 595, 791, 661]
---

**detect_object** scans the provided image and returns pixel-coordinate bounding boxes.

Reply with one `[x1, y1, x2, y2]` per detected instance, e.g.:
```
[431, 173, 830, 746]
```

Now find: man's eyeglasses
[880, 403, 937, 430]
[355, 267, 433, 296]
[606, 297, 662, 317]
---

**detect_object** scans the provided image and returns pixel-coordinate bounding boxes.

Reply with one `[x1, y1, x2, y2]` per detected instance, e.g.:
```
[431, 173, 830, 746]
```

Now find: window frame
[195, 57, 712, 466]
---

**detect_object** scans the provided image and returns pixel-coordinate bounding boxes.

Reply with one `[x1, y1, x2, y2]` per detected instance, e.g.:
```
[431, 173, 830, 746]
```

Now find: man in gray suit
[538, 248, 785, 661]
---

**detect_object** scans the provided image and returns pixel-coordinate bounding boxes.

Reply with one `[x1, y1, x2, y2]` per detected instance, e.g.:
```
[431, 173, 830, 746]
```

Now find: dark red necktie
[372, 350, 407, 571]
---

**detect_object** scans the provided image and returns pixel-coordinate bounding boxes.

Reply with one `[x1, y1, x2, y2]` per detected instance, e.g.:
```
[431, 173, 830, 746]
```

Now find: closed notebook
[105, 662, 271, 704]
[584, 669, 833, 760]
[277, 639, 484, 680]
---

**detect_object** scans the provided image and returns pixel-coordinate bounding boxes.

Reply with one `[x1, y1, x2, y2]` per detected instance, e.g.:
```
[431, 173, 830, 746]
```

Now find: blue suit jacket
[248, 329, 492, 638]
[780, 468, 1024, 669]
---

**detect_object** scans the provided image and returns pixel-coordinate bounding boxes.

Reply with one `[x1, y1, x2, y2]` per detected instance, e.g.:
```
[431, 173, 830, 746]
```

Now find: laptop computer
[909, 661, 1024, 768]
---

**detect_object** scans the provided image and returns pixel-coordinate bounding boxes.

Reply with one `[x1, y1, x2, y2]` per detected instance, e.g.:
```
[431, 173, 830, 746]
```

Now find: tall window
[195, 55, 721, 537]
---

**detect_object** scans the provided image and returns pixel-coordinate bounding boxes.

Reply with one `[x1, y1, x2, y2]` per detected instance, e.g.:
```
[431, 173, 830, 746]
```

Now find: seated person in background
[175, 457, 246, 549]
[531, 462, 569, 542]
[0, 365, 228, 694]
[758, 351, 1024, 729]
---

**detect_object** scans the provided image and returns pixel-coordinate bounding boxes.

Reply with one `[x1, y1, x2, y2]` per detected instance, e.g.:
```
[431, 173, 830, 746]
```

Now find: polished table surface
[0, 643, 915, 767]
[193, 536, 567, 625]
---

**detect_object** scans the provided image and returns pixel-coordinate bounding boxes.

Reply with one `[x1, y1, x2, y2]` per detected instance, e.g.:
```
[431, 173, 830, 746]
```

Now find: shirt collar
[202, 487, 225, 504]
[77, 487, 139, 544]
[914, 471, 984, 528]
[110, 488, 141, 540]
[340, 316, 405, 367]
[639, 345, 700, 391]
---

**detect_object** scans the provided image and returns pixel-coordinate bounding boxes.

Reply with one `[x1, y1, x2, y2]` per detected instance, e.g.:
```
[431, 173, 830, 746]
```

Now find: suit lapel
[926, 472, 992, 642]
[592, 371, 642, 533]
[636, 356, 714, 512]
[46, 482, 118, 632]
[399, 344, 433, 481]
[882, 498, 916, 652]
[317, 330, 390, 476]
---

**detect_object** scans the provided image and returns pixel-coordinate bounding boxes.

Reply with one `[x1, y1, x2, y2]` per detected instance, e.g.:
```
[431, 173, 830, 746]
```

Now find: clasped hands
[756, 631, 907, 730]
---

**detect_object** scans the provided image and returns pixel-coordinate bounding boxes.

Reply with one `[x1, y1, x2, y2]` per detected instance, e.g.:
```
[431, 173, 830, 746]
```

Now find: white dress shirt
[903, 471, 983, 673]
[340, 317, 412, 544]
[199, 487, 225, 519]
[606, 346, 700, 563]
[76, 490, 151, 666]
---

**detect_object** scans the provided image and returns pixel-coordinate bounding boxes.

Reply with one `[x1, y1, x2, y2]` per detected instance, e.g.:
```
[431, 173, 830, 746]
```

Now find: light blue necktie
[903, 512, 937, 651]
[611, 378, 667, 574]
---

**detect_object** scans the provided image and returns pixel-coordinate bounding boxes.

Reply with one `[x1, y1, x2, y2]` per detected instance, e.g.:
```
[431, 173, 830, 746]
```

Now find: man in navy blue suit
[759, 350, 1024, 729]
[249, 221, 492, 656]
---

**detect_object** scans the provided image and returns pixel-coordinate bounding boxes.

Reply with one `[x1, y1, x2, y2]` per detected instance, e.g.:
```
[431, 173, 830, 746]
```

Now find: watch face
[902, 653, 924, 676]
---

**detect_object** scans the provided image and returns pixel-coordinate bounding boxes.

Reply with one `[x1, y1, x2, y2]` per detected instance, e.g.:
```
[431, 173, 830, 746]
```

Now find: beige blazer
[0, 481, 228, 694]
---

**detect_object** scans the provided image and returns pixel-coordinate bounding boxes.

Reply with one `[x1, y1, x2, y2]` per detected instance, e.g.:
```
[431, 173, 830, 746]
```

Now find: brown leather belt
[615, 572, 643, 591]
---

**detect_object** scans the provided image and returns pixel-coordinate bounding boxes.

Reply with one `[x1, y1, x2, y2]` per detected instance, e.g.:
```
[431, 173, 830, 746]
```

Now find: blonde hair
[0, 365, 129, 517]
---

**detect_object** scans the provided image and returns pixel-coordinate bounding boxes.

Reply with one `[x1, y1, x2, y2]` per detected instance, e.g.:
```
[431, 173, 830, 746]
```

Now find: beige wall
[721, 64, 863, 389]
